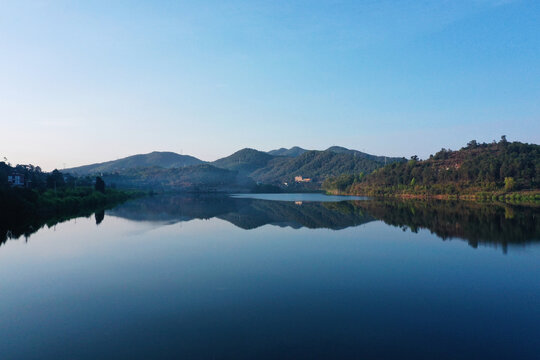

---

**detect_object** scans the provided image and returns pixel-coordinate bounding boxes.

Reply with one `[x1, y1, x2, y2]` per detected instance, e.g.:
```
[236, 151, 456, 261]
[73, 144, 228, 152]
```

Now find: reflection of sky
[2, 1, 540, 170]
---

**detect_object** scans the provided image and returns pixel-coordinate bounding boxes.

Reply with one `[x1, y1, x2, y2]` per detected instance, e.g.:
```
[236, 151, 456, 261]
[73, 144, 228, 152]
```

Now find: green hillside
[324, 138, 540, 197]
[251, 149, 404, 185]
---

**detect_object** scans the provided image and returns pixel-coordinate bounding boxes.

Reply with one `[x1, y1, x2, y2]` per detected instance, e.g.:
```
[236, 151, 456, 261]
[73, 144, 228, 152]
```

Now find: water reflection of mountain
[2, 194, 539, 251]
[107, 195, 375, 230]
[108, 195, 540, 250]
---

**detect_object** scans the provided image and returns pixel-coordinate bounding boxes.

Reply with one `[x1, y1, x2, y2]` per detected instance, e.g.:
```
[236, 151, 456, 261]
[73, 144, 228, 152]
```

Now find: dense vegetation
[323, 138, 540, 198]
[101, 164, 255, 192]
[0, 161, 139, 243]
[250, 149, 403, 185]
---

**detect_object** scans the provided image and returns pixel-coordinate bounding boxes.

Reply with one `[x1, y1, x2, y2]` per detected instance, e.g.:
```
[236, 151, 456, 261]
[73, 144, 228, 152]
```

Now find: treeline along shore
[0, 161, 142, 243]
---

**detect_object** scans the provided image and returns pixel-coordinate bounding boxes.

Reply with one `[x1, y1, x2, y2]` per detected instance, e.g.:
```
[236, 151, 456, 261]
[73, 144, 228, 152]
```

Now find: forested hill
[210, 147, 404, 186]
[65, 151, 204, 175]
[323, 138, 540, 196]
[250, 149, 404, 185]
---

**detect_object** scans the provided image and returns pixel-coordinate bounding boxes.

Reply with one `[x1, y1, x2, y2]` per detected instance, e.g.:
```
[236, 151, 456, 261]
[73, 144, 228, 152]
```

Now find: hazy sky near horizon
[1, 0, 539, 170]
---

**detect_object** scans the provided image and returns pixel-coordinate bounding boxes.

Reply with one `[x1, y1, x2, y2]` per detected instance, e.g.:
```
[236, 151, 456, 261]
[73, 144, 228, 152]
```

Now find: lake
[1, 194, 539, 359]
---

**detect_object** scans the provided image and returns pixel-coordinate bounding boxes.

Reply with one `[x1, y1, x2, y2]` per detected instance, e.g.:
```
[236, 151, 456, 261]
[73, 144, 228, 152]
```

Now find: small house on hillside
[294, 176, 311, 183]
[8, 173, 25, 187]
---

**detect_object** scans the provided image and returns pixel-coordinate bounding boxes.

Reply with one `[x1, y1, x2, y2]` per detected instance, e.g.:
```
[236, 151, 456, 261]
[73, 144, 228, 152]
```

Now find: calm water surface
[231, 193, 368, 202]
[1, 194, 539, 359]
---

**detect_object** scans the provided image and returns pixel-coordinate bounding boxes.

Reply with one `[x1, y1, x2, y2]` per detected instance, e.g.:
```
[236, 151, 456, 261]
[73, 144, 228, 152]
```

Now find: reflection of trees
[3, 194, 539, 252]
[95, 210, 105, 225]
[0, 206, 112, 246]
[355, 200, 540, 251]
[109, 195, 540, 250]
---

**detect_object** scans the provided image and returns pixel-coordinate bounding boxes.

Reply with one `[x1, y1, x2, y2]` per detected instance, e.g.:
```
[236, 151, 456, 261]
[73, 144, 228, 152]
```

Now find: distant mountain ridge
[250, 149, 403, 185]
[209, 147, 403, 185]
[65, 146, 404, 189]
[65, 151, 204, 175]
[267, 146, 308, 157]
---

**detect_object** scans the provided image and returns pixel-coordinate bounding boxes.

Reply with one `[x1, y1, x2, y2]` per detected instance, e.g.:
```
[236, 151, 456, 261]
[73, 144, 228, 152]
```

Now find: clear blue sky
[1, 0, 539, 170]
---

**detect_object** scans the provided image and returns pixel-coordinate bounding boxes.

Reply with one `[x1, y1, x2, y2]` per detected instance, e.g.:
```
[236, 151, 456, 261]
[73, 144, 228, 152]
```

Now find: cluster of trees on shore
[323, 138, 540, 197]
[0, 161, 98, 190]
[0, 161, 134, 233]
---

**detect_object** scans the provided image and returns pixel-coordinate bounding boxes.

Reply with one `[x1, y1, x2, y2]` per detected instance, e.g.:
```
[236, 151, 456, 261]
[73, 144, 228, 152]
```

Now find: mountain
[324, 139, 540, 196]
[250, 149, 404, 185]
[211, 148, 275, 174]
[62, 146, 405, 191]
[267, 146, 308, 157]
[65, 151, 204, 175]
[211, 146, 403, 185]
[268, 146, 402, 163]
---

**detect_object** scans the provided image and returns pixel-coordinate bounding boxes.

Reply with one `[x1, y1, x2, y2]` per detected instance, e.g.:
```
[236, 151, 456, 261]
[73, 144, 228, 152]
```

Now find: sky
[1, 0, 539, 170]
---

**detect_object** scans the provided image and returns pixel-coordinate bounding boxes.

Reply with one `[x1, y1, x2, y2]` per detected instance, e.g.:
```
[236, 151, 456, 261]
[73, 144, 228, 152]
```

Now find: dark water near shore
[1, 194, 539, 359]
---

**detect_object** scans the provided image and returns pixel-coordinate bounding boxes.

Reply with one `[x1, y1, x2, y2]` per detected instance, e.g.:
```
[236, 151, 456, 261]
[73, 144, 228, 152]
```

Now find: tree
[46, 169, 65, 189]
[467, 140, 478, 148]
[504, 177, 515, 192]
[95, 176, 106, 193]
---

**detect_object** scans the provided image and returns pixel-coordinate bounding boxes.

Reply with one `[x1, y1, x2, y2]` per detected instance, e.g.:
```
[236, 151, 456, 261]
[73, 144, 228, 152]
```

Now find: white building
[7, 173, 25, 187]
